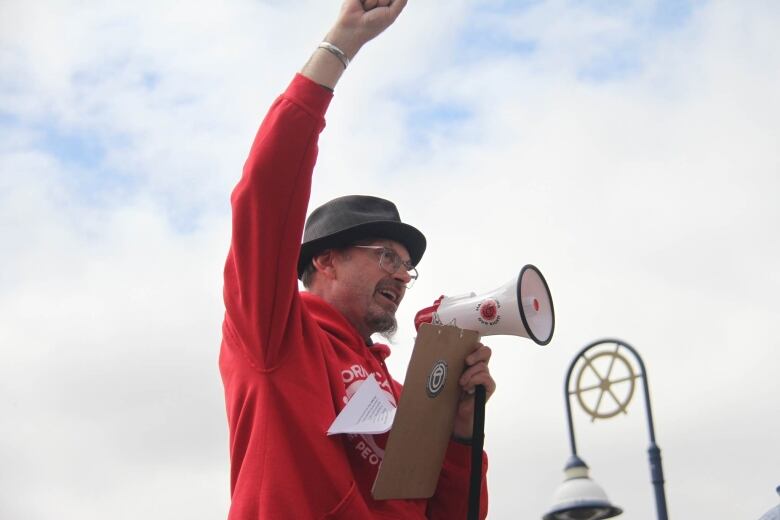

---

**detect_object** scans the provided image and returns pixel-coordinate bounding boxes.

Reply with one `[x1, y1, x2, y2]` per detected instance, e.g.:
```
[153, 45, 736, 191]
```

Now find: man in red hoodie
[220, 1, 496, 518]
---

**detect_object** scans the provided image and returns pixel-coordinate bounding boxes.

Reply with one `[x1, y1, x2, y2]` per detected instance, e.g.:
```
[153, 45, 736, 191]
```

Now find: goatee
[367, 312, 397, 341]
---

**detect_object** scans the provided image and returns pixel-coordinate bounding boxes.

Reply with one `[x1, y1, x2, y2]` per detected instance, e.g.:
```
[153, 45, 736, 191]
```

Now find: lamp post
[543, 338, 669, 520]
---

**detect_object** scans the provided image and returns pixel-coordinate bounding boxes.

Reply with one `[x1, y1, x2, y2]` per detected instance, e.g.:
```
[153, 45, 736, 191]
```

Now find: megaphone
[414, 264, 555, 345]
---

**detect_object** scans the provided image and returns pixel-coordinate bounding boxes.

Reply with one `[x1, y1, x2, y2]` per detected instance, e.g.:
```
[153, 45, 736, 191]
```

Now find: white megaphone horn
[415, 264, 555, 345]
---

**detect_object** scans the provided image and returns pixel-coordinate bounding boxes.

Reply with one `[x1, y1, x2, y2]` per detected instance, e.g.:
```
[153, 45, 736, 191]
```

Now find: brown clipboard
[371, 323, 479, 500]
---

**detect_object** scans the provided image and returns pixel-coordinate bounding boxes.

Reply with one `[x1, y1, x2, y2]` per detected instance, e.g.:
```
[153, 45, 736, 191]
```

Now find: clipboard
[372, 323, 479, 500]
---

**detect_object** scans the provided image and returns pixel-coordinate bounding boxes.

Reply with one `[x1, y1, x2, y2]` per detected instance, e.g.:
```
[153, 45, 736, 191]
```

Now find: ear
[311, 249, 338, 280]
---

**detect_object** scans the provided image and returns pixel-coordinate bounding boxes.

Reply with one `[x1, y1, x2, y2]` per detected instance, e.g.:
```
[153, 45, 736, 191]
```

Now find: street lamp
[543, 338, 669, 520]
[544, 453, 622, 520]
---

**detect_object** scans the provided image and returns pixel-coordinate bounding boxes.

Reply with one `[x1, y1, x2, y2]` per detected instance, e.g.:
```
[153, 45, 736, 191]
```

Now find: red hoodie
[220, 74, 488, 519]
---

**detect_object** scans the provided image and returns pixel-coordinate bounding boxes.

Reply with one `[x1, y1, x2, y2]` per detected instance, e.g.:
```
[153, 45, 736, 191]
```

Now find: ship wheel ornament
[570, 343, 641, 421]
[551, 339, 670, 520]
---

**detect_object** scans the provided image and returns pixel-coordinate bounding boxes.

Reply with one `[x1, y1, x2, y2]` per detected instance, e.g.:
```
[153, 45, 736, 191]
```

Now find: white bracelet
[317, 41, 350, 69]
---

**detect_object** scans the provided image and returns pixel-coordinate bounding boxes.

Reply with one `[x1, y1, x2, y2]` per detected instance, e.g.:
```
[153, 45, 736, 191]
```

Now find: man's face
[333, 239, 413, 339]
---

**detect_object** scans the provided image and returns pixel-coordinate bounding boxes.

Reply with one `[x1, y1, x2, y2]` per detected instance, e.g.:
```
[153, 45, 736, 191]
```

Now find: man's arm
[223, 0, 408, 368]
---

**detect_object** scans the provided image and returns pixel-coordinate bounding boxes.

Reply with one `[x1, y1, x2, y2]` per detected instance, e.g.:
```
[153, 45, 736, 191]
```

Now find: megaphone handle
[467, 384, 486, 520]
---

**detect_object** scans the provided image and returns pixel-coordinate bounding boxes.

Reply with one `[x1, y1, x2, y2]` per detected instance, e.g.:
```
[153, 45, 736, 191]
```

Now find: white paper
[327, 375, 396, 435]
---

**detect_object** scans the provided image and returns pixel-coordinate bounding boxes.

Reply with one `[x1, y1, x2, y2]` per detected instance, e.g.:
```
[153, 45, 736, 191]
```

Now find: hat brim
[298, 220, 426, 279]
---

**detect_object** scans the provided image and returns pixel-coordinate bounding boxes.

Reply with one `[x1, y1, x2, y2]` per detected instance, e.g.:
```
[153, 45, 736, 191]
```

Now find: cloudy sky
[1, 0, 778, 518]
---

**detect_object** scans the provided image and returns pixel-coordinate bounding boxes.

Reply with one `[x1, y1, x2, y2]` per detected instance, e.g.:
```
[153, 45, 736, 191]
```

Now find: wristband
[318, 41, 350, 69]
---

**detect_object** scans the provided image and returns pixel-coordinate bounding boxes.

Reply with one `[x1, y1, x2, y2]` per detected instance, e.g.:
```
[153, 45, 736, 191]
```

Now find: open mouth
[376, 288, 400, 307]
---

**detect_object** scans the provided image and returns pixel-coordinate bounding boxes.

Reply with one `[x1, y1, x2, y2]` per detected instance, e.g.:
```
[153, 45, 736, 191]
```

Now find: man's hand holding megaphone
[415, 297, 497, 441]
[452, 340, 496, 441]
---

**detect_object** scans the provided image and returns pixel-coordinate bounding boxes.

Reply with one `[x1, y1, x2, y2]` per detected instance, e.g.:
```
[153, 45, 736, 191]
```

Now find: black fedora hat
[298, 195, 426, 279]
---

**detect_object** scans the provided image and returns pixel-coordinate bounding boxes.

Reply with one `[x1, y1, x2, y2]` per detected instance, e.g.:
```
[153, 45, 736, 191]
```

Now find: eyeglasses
[352, 245, 418, 288]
